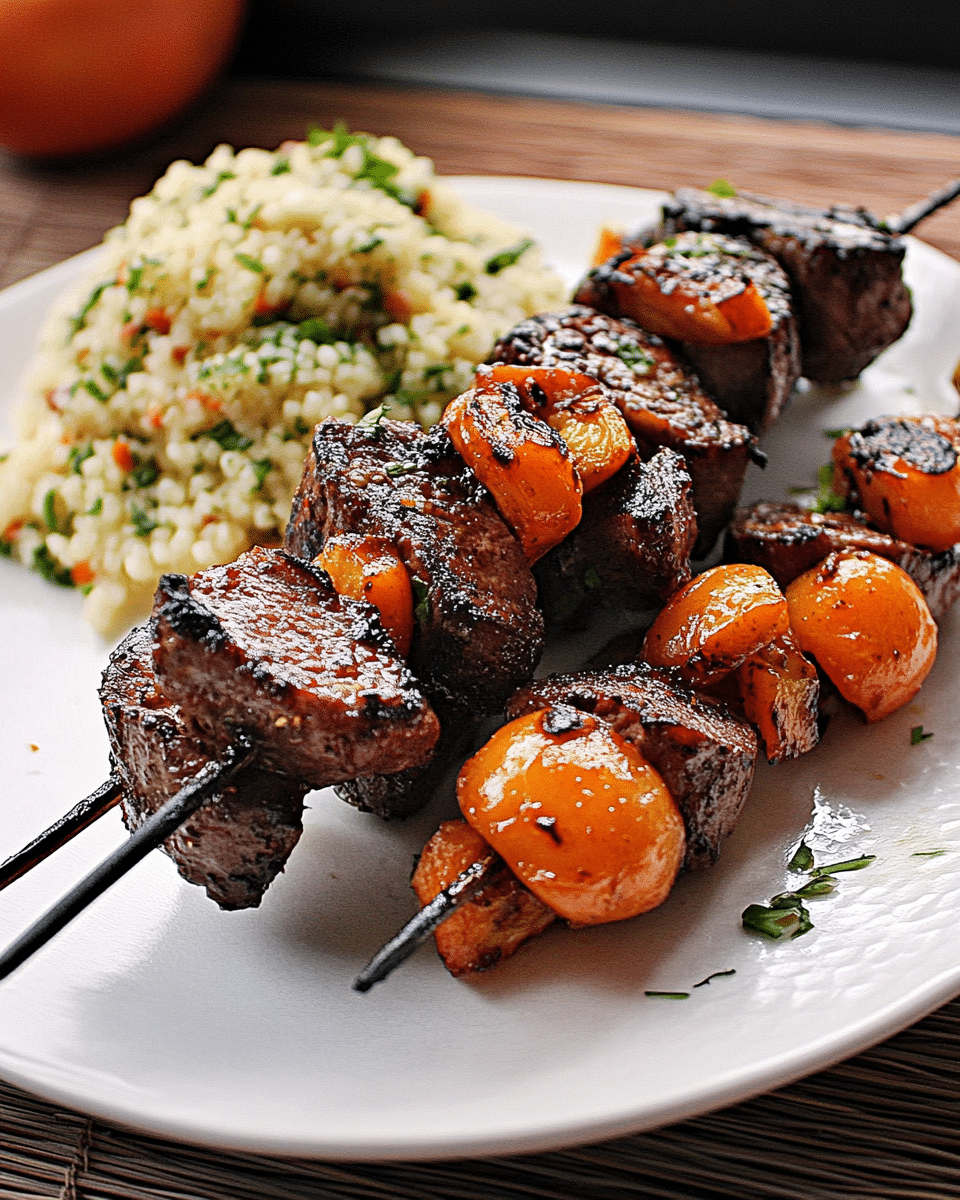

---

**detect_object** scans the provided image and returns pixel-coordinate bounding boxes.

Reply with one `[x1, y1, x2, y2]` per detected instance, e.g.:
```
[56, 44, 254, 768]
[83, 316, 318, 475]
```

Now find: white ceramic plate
[2, 178, 960, 1161]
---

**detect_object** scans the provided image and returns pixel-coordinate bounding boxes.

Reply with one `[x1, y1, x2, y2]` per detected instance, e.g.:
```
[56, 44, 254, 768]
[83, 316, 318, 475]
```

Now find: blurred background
[230, 0, 960, 133]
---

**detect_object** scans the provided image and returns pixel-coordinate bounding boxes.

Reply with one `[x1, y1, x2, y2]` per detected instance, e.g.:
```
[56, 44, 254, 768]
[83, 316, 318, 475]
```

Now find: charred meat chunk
[727, 501, 960, 621]
[576, 232, 800, 434]
[285, 417, 544, 715]
[507, 661, 758, 871]
[100, 624, 307, 910]
[491, 307, 756, 556]
[656, 188, 912, 382]
[152, 545, 440, 790]
[535, 447, 696, 622]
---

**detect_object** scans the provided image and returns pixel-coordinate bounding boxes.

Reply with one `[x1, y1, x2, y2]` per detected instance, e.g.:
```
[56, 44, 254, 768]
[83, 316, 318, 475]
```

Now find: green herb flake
[32, 544, 73, 587]
[251, 458, 273, 491]
[355, 235, 384, 254]
[204, 419, 254, 452]
[201, 170, 236, 199]
[80, 378, 110, 404]
[912, 849, 948, 857]
[271, 157, 291, 176]
[42, 489, 60, 533]
[742, 902, 805, 940]
[235, 253, 265, 274]
[296, 316, 335, 344]
[455, 282, 477, 302]
[130, 458, 160, 489]
[411, 577, 430, 624]
[243, 204, 264, 231]
[485, 238, 535, 275]
[787, 839, 815, 873]
[196, 268, 214, 292]
[823, 427, 850, 440]
[87, 497, 103, 516]
[68, 443, 94, 475]
[130, 503, 158, 538]
[812, 461, 849, 514]
[358, 403, 391, 429]
[615, 340, 654, 374]
[811, 855, 876, 876]
[911, 725, 934, 745]
[385, 460, 419, 478]
[70, 281, 112, 335]
[693, 969, 736, 988]
[644, 991, 690, 1000]
[707, 178, 737, 198]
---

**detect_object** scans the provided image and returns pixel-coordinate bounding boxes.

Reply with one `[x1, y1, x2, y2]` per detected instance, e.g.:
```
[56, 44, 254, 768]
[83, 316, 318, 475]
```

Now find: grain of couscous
[0, 126, 566, 633]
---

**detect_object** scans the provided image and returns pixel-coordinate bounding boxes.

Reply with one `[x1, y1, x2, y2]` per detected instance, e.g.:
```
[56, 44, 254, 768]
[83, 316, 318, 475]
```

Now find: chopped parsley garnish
[455, 282, 477, 301]
[810, 462, 848, 514]
[33, 545, 73, 586]
[79, 378, 110, 404]
[130, 503, 158, 538]
[742, 902, 809, 940]
[411, 577, 430, 624]
[251, 459, 273, 490]
[787, 839, 814, 872]
[130, 458, 160, 489]
[196, 268, 215, 292]
[615, 340, 654, 373]
[912, 849, 948, 857]
[693, 969, 736, 988]
[707, 178, 737, 198]
[644, 991, 690, 1000]
[359, 402, 390, 428]
[271, 157, 291, 176]
[70, 281, 112, 335]
[87, 497, 103, 516]
[68, 443, 94, 475]
[296, 316, 336, 344]
[743, 843, 874, 940]
[485, 238, 534, 275]
[355, 234, 384, 254]
[42, 489, 61, 533]
[201, 170, 236, 198]
[203, 419, 254, 452]
[235, 252, 265, 274]
[810, 855, 876, 876]
[911, 725, 934, 745]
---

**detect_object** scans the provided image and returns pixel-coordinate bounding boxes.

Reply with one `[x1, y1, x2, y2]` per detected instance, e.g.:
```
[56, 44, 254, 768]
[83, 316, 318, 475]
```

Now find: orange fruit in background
[0, 0, 247, 158]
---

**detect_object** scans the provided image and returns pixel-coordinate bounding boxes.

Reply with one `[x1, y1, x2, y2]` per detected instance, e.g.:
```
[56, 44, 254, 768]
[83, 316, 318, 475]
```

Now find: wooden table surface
[3, 77, 960, 1199]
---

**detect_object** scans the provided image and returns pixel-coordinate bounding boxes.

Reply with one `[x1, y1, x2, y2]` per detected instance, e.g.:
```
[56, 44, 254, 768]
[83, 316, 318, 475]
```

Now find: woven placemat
[3, 994, 960, 1200]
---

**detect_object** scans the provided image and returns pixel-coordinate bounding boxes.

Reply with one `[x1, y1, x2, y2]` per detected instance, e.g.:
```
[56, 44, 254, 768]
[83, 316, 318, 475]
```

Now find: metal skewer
[0, 735, 255, 982]
[0, 776, 123, 894]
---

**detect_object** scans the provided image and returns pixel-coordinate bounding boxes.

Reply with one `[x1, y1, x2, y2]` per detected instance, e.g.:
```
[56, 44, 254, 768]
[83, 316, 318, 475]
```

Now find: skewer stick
[353, 854, 497, 993]
[0, 735, 255, 983]
[0, 776, 123, 894]
[884, 179, 960, 236]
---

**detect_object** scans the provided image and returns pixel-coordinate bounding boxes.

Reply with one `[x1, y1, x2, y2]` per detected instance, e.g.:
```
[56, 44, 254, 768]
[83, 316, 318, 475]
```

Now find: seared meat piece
[727, 501, 960, 621]
[285, 417, 544, 715]
[491, 307, 756, 556]
[656, 188, 912, 382]
[535, 447, 697, 622]
[153, 545, 440, 789]
[100, 624, 308, 909]
[507, 662, 758, 871]
[576, 232, 800, 434]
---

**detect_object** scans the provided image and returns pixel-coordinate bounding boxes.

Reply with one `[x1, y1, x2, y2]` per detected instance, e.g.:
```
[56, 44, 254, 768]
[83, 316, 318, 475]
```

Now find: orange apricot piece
[832, 415, 960, 553]
[314, 533, 414, 657]
[737, 631, 820, 763]
[457, 705, 685, 926]
[442, 383, 582, 562]
[482, 363, 634, 492]
[411, 819, 556, 976]
[785, 550, 937, 722]
[642, 563, 790, 687]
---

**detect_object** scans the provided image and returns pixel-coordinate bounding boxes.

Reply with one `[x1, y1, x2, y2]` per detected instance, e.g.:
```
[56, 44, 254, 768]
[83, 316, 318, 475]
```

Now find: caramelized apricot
[642, 563, 790, 686]
[411, 819, 556, 976]
[737, 631, 820, 762]
[832, 415, 960, 553]
[785, 550, 937, 722]
[482, 364, 635, 492]
[314, 534, 414, 657]
[442, 383, 582, 562]
[607, 247, 774, 345]
[457, 706, 685, 926]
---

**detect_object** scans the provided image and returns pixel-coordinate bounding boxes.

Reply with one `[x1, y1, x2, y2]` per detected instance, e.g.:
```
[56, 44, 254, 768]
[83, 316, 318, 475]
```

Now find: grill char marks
[576, 232, 800, 434]
[535, 447, 697, 622]
[491, 307, 755, 556]
[656, 188, 912, 382]
[100, 624, 308, 910]
[152, 545, 440, 790]
[507, 662, 758, 871]
[727, 501, 960, 622]
[285, 418, 544, 715]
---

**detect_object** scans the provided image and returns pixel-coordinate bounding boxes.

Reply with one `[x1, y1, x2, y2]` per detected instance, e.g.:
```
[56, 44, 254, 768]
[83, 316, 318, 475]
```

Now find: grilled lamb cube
[727, 501, 960, 621]
[285, 417, 544, 715]
[491, 307, 757, 556]
[575, 231, 800, 434]
[656, 188, 912, 382]
[534, 447, 697, 622]
[506, 662, 759, 871]
[152, 546, 440, 791]
[100, 624, 308, 909]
